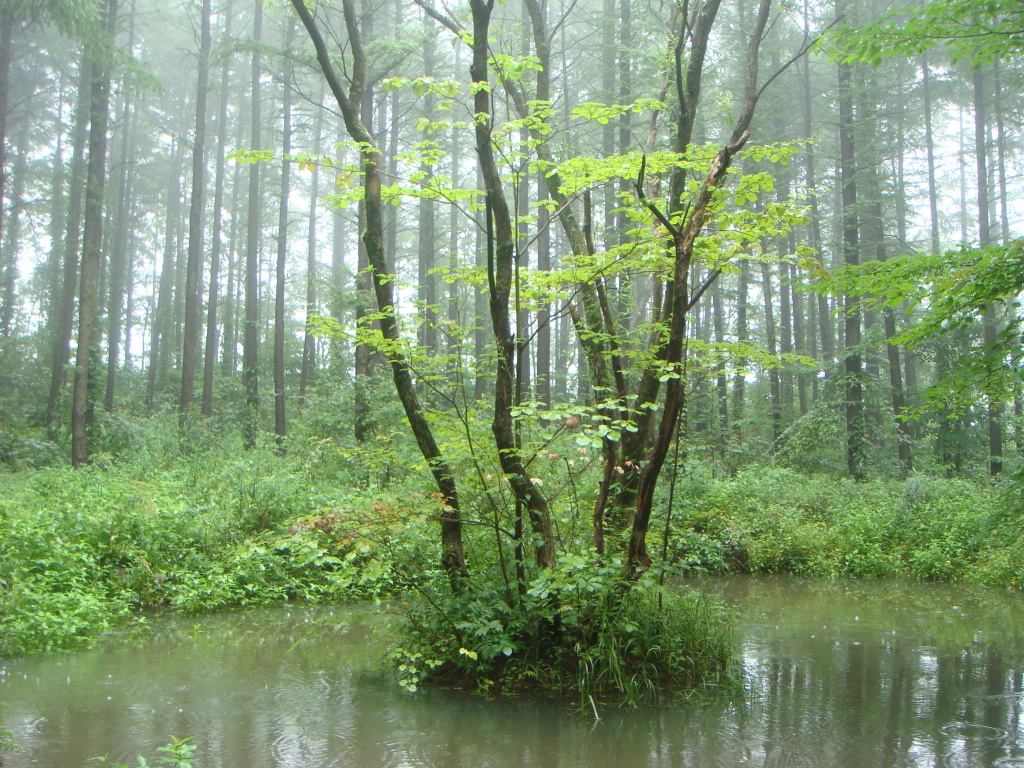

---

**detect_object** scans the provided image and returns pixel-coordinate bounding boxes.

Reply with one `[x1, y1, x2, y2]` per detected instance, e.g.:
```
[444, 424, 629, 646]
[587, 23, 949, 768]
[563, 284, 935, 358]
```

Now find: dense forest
[0, 0, 1023, 704]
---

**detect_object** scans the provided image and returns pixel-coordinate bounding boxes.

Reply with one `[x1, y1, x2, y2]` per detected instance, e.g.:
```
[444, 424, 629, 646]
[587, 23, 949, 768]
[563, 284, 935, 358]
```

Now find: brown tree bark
[46, 58, 91, 427]
[72, 0, 119, 468]
[180, 0, 212, 428]
[202, 1, 234, 417]
[242, 0, 263, 446]
[292, 0, 468, 589]
[837, 22, 865, 481]
[274, 30, 294, 445]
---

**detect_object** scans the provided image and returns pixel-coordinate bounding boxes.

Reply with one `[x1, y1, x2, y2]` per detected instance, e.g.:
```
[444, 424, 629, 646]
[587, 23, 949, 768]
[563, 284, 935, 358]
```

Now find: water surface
[4, 577, 1024, 767]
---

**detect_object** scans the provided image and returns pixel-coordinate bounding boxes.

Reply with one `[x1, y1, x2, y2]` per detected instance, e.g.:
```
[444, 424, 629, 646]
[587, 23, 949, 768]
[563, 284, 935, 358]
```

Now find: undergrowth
[671, 468, 1017, 585]
[0, 415, 1020, 707]
[392, 560, 736, 706]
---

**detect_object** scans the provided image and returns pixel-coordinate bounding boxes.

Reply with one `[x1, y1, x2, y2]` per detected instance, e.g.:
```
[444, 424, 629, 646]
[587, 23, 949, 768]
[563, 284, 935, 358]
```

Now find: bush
[392, 556, 736, 707]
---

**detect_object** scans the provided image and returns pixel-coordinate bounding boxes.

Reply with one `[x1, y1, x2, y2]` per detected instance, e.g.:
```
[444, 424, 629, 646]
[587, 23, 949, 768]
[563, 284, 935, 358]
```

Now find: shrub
[392, 556, 736, 707]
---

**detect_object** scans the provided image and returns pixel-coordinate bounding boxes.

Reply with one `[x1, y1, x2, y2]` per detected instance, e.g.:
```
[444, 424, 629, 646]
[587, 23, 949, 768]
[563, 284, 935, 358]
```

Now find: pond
[4, 576, 1024, 768]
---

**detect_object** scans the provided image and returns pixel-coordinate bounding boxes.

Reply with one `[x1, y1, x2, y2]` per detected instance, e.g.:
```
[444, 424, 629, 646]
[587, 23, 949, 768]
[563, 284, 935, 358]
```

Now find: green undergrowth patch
[670, 468, 1017, 586]
[0, 437, 1017, 707]
[0, 442, 436, 657]
[392, 557, 737, 707]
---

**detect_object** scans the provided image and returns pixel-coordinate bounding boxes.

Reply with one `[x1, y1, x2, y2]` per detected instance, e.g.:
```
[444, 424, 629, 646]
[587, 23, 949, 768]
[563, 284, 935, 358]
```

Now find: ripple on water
[993, 759, 1024, 767]
[939, 722, 1009, 740]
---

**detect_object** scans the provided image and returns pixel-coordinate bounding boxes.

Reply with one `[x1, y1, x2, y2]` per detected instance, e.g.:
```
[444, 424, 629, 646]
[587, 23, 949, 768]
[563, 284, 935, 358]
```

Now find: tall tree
[46, 58, 91, 426]
[179, 0, 213, 428]
[103, 5, 137, 413]
[71, 0, 119, 468]
[837, 4, 865, 481]
[242, 0, 263, 446]
[202, 0, 235, 417]
[291, 0, 469, 588]
[299, 86, 324, 405]
[274, 22, 295, 445]
[974, 66, 1002, 475]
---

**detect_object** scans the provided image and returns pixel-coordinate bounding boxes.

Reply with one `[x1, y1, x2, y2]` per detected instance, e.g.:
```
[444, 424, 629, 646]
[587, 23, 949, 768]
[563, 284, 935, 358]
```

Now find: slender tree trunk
[992, 61, 1009, 246]
[711, 279, 728, 448]
[43, 83, 68, 369]
[103, 91, 134, 413]
[180, 0, 212, 427]
[46, 59, 91, 427]
[731, 259, 748, 446]
[242, 0, 263, 446]
[471, 0, 557, 570]
[801, 3, 831, 390]
[103, 0, 138, 413]
[222, 117, 245, 375]
[329, 142, 347, 374]
[974, 67, 1001, 475]
[417, 15, 437, 359]
[446, 57, 462, 375]
[0, 121, 27, 355]
[0, 13, 14, 342]
[202, 1, 234, 417]
[299, 85, 324, 405]
[292, 0, 468, 589]
[838, 40, 865, 481]
[146, 144, 183, 408]
[353, 58, 373, 441]
[761, 262, 782, 446]
[536, 171, 551, 408]
[274, 38, 294, 445]
[72, 0, 119, 468]
[921, 56, 941, 256]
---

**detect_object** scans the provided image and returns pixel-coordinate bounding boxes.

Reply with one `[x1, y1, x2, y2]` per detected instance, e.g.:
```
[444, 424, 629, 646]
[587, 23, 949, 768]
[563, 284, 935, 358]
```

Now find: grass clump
[392, 557, 735, 707]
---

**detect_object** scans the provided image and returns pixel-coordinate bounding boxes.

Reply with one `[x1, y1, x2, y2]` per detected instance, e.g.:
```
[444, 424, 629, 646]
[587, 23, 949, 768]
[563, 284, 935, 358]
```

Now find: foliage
[820, 240, 1024, 411]
[89, 736, 201, 768]
[392, 562, 736, 707]
[0, 419, 435, 656]
[828, 0, 1024, 66]
[0, 726, 18, 759]
[669, 468, 1015, 586]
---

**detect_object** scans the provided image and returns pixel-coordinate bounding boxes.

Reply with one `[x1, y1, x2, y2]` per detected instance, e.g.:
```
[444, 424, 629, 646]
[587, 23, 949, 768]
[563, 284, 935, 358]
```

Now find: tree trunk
[837, 38, 864, 481]
[299, 85, 324, 405]
[180, 0, 212, 428]
[274, 36, 294, 445]
[146, 144, 183, 409]
[471, 0, 557, 570]
[292, 0, 468, 589]
[761, 262, 782, 446]
[103, 6, 137, 414]
[72, 0, 119, 468]
[46, 58, 91, 427]
[974, 67, 1001, 476]
[202, 1, 234, 417]
[242, 0, 263, 446]
[0, 13, 13, 342]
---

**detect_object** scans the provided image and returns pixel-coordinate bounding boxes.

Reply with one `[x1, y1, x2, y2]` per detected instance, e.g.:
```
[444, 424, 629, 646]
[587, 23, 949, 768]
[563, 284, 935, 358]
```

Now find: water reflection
[4, 578, 1024, 767]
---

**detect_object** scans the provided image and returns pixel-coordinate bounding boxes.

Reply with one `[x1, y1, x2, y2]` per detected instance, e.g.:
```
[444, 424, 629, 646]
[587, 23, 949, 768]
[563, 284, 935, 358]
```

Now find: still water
[4, 577, 1024, 768]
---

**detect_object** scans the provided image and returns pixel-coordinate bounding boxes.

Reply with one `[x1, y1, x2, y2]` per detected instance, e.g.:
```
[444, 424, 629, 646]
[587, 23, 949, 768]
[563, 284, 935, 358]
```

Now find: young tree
[290, 0, 469, 588]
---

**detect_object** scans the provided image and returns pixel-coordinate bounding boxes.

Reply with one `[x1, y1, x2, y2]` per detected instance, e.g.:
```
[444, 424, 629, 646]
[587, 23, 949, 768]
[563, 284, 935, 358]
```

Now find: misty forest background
[0, 0, 1017, 479]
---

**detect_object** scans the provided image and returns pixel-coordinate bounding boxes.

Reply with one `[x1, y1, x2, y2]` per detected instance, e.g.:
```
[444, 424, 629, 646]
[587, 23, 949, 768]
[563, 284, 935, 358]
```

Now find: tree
[179, 0, 212, 428]
[242, 0, 263, 447]
[71, 0, 118, 468]
[290, 0, 469, 588]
